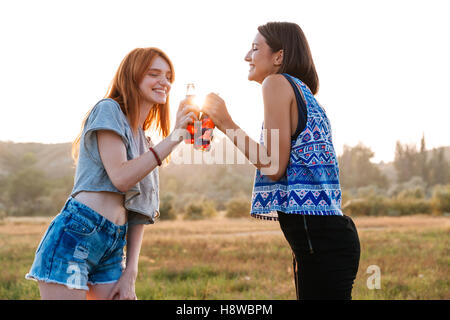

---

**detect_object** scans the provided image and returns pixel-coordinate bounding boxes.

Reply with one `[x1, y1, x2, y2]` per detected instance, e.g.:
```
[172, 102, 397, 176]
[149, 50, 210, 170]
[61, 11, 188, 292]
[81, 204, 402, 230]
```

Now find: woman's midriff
[73, 191, 127, 226]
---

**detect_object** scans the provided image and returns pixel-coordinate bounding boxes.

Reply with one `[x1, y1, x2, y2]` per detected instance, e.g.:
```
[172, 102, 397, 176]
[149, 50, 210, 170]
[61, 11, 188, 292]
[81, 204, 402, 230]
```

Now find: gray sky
[1, 0, 449, 162]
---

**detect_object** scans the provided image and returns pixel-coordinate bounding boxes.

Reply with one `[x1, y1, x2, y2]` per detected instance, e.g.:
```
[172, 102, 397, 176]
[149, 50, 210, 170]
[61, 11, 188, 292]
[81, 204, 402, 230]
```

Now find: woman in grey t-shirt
[25, 47, 198, 300]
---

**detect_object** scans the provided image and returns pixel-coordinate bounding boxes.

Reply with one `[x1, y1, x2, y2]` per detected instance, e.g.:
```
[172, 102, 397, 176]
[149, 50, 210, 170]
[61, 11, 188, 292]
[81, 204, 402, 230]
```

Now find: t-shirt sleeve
[82, 99, 130, 164]
[127, 211, 154, 226]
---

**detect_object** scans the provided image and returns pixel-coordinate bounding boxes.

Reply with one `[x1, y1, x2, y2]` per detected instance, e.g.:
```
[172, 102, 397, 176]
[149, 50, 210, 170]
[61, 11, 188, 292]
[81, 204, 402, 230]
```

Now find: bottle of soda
[194, 113, 215, 152]
[184, 83, 198, 145]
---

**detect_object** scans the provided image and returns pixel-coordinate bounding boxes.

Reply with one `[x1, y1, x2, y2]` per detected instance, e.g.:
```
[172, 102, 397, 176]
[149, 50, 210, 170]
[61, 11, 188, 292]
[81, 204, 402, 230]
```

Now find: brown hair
[72, 47, 174, 162]
[258, 22, 319, 94]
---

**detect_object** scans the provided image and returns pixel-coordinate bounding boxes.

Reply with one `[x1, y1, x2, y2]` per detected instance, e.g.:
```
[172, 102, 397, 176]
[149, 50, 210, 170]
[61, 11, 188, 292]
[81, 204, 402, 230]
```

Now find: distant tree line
[394, 135, 449, 186]
[339, 135, 450, 216]
[158, 163, 254, 220]
[0, 136, 449, 220]
[0, 150, 73, 218]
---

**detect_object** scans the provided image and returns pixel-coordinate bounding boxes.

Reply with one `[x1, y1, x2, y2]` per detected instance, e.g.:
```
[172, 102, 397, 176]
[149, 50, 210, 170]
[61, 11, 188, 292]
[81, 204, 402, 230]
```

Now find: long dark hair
[258, 22, 319, 94]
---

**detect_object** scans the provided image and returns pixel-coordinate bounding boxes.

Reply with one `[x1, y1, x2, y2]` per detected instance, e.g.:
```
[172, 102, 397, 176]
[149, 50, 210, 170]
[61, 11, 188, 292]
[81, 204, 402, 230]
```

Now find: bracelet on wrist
[149, 147, 162, 166]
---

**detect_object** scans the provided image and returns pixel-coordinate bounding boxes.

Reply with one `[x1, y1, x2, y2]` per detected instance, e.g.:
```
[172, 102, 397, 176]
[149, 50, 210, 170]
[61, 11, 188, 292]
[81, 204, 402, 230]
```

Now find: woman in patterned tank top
[202, 22, 361, 300]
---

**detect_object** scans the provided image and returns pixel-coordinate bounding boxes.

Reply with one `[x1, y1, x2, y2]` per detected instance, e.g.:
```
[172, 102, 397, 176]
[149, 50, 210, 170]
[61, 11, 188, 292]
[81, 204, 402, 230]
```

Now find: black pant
[278, 212, 361, 300]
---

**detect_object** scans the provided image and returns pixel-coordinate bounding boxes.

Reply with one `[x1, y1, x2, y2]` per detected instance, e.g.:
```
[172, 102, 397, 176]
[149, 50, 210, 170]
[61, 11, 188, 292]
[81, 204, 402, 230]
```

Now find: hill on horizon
[1, 139, 449, 182]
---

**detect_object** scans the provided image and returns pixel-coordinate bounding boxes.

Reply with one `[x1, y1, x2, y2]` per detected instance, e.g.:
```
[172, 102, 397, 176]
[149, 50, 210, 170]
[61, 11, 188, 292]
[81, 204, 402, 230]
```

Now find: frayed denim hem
[24, 273, 90, 291]
[87, 280, 119, 286]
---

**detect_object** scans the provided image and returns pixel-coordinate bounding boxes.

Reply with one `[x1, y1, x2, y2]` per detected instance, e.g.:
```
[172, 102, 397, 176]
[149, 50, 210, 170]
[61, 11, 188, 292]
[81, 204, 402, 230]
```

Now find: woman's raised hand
[202, 93, 234, 132]
[170, 98, 200, 142]
[175, 98, 200, 130]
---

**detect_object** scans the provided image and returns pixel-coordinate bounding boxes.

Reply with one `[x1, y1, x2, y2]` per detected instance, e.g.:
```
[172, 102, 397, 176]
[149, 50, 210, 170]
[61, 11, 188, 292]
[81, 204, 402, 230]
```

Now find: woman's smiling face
[139, 56, 172, 105]
[244, 32, 281, 84]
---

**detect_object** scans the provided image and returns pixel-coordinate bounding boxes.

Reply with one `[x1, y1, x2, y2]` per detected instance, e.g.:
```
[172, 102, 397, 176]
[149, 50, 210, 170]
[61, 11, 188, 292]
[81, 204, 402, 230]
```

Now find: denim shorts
[25, 197, 128, 291]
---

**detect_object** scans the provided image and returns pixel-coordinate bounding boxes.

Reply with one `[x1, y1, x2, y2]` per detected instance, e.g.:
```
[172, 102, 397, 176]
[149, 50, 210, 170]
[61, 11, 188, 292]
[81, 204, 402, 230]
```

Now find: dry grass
[0, 214, 448, 299]
[4, 213, 448, 232]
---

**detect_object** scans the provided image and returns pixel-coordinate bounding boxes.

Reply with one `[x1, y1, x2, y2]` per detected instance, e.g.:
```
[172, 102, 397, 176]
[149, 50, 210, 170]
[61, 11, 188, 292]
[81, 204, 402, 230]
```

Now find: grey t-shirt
[71, 98, 160, 226]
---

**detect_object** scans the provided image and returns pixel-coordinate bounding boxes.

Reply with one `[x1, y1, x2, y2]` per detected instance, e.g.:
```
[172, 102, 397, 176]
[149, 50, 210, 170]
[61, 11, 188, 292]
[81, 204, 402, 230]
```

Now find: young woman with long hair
[202, 22, 361, 300]
[25, 47, 197, 300]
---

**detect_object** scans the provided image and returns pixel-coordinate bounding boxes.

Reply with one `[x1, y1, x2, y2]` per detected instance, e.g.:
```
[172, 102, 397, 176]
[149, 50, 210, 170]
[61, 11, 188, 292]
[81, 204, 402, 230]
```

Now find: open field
[0, 215, 448, 299]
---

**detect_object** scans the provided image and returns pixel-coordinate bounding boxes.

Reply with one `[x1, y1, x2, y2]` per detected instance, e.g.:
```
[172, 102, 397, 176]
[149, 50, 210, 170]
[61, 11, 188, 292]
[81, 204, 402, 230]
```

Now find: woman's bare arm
[97, 130, 180, 192]
[97, 100, 198, 193]
[124, 224, 144, 275]
[203, 74, 293, 181]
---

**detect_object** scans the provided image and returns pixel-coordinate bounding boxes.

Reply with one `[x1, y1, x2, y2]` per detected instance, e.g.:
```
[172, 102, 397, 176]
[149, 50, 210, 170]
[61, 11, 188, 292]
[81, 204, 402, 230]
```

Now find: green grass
[0, 216, 448, 299]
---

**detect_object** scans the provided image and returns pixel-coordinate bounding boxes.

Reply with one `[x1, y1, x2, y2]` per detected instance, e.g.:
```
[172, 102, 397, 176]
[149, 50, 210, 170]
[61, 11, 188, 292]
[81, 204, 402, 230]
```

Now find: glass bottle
[184, 83, 197, 145]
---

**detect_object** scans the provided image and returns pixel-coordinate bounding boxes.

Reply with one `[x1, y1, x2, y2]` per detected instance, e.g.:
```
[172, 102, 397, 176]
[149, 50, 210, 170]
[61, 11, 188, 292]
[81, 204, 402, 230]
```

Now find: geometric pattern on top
[250, 74, 343, 221]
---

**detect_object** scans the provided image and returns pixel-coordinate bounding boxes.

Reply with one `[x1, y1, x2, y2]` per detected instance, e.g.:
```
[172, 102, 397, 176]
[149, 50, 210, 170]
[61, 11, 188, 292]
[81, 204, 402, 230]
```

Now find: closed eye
[147, 68, 172, 81]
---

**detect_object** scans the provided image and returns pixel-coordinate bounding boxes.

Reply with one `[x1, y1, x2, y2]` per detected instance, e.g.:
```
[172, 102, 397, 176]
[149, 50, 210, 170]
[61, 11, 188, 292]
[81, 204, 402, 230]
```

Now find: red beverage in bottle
[184, 83, 199, 144]
[184, 122, 195, 144]
[194, 114, 215, 151]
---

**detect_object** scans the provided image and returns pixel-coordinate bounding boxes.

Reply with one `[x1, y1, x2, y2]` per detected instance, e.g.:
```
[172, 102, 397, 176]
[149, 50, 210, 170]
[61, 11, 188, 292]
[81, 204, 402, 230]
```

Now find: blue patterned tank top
[250, 74, 343, 220]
